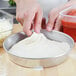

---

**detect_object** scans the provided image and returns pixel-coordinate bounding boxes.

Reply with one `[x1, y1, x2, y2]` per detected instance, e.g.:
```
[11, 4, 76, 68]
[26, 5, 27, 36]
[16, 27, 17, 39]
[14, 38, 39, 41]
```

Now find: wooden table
[0, 24, 76, 76]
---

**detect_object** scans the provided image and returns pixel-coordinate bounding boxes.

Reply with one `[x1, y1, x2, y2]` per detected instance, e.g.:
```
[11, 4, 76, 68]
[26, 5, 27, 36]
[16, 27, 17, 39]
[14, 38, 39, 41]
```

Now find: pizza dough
[9, 32, 70, 58]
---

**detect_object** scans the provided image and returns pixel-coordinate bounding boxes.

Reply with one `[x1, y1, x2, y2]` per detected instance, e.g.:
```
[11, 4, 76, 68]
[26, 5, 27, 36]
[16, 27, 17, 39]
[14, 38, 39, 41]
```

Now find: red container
[60, 6, 76, 42]
[62, 20, 76, 41]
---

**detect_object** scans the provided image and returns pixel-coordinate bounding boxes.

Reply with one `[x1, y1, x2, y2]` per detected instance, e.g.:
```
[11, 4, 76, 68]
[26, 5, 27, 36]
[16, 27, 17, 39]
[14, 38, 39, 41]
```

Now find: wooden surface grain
[0, 24, 76, 76]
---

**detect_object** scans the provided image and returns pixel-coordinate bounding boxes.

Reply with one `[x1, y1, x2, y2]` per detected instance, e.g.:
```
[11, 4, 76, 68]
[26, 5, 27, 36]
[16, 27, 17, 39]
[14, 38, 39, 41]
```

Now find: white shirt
[37, 0, 68, 19]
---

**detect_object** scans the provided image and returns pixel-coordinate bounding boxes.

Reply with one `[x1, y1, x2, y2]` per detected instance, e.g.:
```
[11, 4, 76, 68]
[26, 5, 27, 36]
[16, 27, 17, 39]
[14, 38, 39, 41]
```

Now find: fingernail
[35, 26, 41, 33]
[47, 26, 52, 31]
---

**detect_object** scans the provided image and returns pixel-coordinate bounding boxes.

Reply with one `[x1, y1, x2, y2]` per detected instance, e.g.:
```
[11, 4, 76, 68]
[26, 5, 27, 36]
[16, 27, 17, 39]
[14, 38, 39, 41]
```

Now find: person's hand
[46, 0, 76, 31]
[46, 7, 62, 31]
[15, 0, 43, 36]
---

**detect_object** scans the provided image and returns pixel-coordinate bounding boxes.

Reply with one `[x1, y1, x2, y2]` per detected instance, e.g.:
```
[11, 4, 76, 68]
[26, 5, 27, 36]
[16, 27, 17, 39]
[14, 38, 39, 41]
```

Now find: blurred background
[0, 0, 17, 23]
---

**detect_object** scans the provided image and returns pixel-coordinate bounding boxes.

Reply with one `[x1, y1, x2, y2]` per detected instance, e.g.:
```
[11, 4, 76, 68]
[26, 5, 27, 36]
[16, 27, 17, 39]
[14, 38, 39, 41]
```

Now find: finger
[16, 14, 24, 25]
[46, 13, 58, 31]
[23, 13, 35, 36]
[19, 14, 24, 25]
[16, 15, 20, 22]
[20, 19, 24, 26]
[54, 16, 62, 31]
[34, 9, 43, 33]
[23, 20, 32, 36]
[46, 19, 54, 31]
